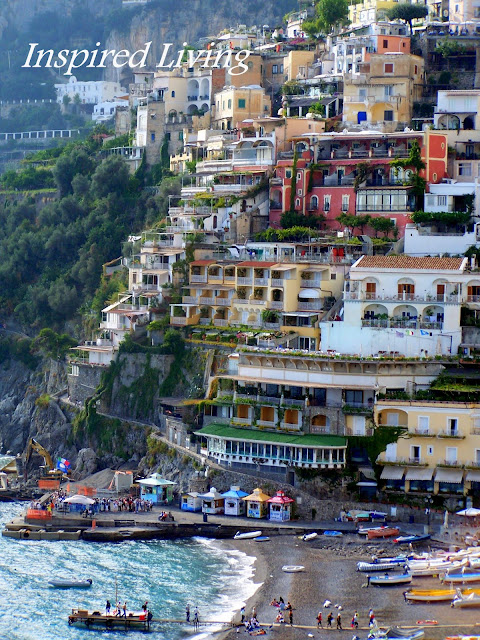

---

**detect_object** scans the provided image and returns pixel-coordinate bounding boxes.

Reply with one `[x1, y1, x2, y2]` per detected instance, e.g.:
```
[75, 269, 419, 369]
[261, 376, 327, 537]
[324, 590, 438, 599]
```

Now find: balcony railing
[182, 296, 198, 304]
[412, 428, 434, 437]
[438, 459, 462, 467]
[254, 278, 268, 286]
[271, 279, 284, 287]
[213, 319, 228, 327]
[269, 301, 284, 310]
[171, 317, 188, 325]
[264, 322, 281, 330]
[437, 430, 464, 438]
[191, 274, 208, 283]
[257, 420, 277, 428]
[249, 299, 266, 305]
[346, 291, 460, 304]
[208, 274, 223, 281]
[362, 318, 443, 330]
[231, 417, 252, 426]
[215, 298, 230, 306]
[298, 301, 323, 311]
[301, 279, 322, 288]
[233, 298, 248, 305]
[237, 277, 253, 285]
[280, 422, 302, 431]
[467, 295, 480, 302]
[199, 297, 215, 305]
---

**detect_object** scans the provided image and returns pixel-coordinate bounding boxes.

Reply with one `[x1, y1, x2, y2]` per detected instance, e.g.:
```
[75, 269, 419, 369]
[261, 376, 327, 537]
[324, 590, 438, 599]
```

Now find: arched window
[310, 195, 318, 210]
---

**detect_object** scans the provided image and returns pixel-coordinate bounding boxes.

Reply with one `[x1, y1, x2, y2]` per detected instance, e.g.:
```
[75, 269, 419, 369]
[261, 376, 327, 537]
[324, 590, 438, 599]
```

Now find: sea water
[0, 503, 258, 640]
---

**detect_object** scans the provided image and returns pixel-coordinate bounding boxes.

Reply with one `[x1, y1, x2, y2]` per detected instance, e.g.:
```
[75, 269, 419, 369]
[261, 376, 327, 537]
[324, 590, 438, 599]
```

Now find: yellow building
[283, 50, 316, 82]
[349, 0, 398, 26]
[170, 252, 344, 350]
[213, 86, 271, 130]
[343, 53, 424, 131]
[376, 399, 480, 497]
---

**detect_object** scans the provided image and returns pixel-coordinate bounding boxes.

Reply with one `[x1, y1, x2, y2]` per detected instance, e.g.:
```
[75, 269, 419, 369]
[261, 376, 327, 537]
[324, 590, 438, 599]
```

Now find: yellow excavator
[24, 438, 70, 488]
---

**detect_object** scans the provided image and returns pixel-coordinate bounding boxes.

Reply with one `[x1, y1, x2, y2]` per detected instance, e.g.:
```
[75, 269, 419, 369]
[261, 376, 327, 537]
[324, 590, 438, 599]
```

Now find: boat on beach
[367, 527, 400, 539]
[370, 626, 424, 640]
[357, 561, 406, 573]
[282, 565, 305, 573]
[254, 536, 270, 542]
[233, 531, 262, 540]
[404, 588, 457, 602]
[368, 573, 412, 586]
[323, 531, 343, 537]
[442, 571, 480, 584]
[48, 578, 92, 589]
[302, 532, 318, 541]
[394, 534, 431, 544]
[452, 591, 480, 608]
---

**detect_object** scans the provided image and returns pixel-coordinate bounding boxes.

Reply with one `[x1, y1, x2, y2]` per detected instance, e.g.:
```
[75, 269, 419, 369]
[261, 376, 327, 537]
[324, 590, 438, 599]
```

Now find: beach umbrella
[456, 507, 480, 517]
[444, 510, 449, 529]
[63, 494, 95, 505]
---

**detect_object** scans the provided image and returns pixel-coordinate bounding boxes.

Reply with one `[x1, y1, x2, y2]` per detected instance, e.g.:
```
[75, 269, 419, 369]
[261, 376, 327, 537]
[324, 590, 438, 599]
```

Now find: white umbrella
[444, 510, 449, 529]
[456, 507, 480, 517]
[63, 494, 95, 505]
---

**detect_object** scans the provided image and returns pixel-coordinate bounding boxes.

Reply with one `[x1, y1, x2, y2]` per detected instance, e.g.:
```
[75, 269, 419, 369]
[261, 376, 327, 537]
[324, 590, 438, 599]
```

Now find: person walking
[336, 612, 342, 630]
[122, 602, 127, 618]
[240, 606, 246, 623]
[286, 602, 293, 626]
[193, 607, 200, 631]
[369, 609, 376, 628]
[185, 604, 190, 623]
[317, 611, 323, 628]
[105, 600, 111, 616]
[352, 611, 359, 629]
[327, 612, 333, 627]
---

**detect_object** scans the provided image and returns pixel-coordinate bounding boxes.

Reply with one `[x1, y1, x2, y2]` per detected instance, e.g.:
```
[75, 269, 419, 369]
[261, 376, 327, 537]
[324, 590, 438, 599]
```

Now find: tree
[62, 94, 71, 108]
[303, 0, 349, 37]
[387, 4, 428, 34]
[281, 210, 324, 229]
[390, 139, 426, 210]
[370, 217, 395, 238]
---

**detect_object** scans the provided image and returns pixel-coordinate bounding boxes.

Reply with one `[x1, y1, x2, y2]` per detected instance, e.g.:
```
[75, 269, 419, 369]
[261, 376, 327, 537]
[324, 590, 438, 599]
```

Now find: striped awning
[380, 466, 405, 480]
[466, 470, 480, 482]
[435, 468, 464, 484]
[405, 467, 434, 481]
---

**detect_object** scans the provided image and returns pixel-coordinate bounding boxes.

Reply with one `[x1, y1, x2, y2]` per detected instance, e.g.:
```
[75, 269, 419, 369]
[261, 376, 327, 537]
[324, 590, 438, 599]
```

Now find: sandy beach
[219, 534, 480, 640]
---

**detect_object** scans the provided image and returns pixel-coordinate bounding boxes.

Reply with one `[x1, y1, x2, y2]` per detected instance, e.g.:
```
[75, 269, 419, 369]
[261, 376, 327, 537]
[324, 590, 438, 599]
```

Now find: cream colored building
[213, 86, 271, 130]
[377, 399, 480, 497]
[283, 50, 316, 82]
[343, 53, 424, 131]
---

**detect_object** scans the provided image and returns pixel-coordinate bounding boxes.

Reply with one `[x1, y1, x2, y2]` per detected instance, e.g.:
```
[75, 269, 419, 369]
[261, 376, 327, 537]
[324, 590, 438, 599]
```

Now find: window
[446, 446, 458, 463]
[359, 88, 367, 100]
[383, 39, 388, 48]
[238, 98, 246, 108]
[285, 169, 292, 179]
[414, 65, 418, 74]
[447, 418, 458, 436]
[298, 66, 306, 77]
[384, 63, 394, 74]
[342, 194, 349, 211]
[297, 172, 302, 181]
[297, 188, 303, 196]
[427, 446, 434, 456]
[459, 163, 472, 176]
[345, 390, 363, 405]
[353, 415, 366, 435]
[418, 416, 429, 434]
[171, 90, 175, 98]
[411, 445, 421, 460]
[166, 132, 171, 140]
[384, 85, 393, 97]
[438, 195, 447, 206]
[272, 64, 278, 74]
[150, 132, 156, 142]
[178, 131, 183, 141]
[295, 198, 300, 207]
[280, 64, 284, 73]
[330, 273, 337, 280]
[228, 99, 231, 108]
[324, 195, 331, 211]
[384, 110, 394, 121]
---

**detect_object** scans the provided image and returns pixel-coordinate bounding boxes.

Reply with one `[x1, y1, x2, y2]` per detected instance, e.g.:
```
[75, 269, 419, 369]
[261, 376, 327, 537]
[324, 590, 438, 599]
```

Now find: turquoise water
[0, 503, 257, 640]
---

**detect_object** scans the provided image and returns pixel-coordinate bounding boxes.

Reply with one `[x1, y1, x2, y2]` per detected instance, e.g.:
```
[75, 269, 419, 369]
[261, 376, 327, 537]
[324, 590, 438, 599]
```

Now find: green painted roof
[195, 423, 347, 448]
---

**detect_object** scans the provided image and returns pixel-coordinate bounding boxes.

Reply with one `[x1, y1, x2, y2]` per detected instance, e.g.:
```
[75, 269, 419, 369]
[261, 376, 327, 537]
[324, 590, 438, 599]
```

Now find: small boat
[302, 532, 318, 541]
[368, 573, 412, 586]
[68, 608, 152, 630]
[371, 627, 424, 640]
[323, 531, 343, 537]
[404, 588, 456, 602]
[452, 591, 480, 608]
[357, 561, 406, 573]
[49, 579, 92, 589]
[367, 527, 400, 540]
[282, 565, 305, 573]
[254, 536, 270, 542]
[394, 534, 431, 544]
[233, 531, 262, 540]
[442, 571, 480, 584]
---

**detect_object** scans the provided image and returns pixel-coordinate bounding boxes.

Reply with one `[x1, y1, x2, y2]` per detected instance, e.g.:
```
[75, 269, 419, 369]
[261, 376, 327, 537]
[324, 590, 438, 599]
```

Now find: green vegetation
[387, 3, 428, 33]
[0, 336, 39, 370]
[33, 328, 77, 358]
[303, 0, 349, 36]
[390, 140, 426, 210]
[348, 426, 407, 468]
[1, 166, 56, 191]
[255, 226, 325, 241]
[435, 38, 468, 57]
[410, 210, 471, 226]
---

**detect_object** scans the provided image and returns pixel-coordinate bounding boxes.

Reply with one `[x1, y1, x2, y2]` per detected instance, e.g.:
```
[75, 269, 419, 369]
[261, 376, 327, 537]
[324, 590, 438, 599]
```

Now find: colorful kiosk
[181, 491, 203, 512]
[199, 487, 225, 514]
[268, 490, 294, 522]
[137, 474, 176, 504]
[244, 487, 271, 519]
[222, 486, 248, 516]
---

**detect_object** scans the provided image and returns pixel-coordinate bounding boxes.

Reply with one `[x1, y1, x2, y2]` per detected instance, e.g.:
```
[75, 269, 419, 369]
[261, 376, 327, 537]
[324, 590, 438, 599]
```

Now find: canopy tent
[456, 507, 480, 517]
[380, 466, 405, 480]
[434, 468, 464, 484]
[405, 468, 433, 481]
[63, 494, 95, 505]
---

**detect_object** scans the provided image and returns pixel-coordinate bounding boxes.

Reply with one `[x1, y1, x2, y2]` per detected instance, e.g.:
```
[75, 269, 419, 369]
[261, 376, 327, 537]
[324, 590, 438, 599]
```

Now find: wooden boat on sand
[442, 571, 480, 584]
[367, 527, 400, 540]
[357, 561, 406, 573]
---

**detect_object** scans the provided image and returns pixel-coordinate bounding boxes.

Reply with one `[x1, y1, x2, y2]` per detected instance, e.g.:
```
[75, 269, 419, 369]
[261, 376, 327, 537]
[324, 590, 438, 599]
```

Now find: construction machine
[24, 438, 70, 489]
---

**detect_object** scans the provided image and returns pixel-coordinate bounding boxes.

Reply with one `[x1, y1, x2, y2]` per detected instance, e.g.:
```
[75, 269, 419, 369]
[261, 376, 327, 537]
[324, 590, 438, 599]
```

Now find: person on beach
[275, 610, 285, 624]
[142, 601, 148, 613]
[251, 606, 257, 619]
[185, 604, 190, 622]
[241, 606, 246, 622]
[285, 602, 293, 626]
[317, 611, 323, 628]
[327, 612, 333, 627]
[336, 613, 342, 630]
[369, 609, 375, 627]
[352, 611, 359, 629]
[106, 600, 111, 616]
[193, 607, 199, 631]
[279, 598, 285, 612]
[122, 602, 127, 618]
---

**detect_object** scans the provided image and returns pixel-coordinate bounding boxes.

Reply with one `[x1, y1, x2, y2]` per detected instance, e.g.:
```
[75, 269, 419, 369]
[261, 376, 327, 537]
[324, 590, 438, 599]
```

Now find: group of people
[270, 598, 294, 625]
[185, 604, 200, 629]
[104, 600, 153, 621]
[241, 605, 263, 633]
[317, 608, 375, 630]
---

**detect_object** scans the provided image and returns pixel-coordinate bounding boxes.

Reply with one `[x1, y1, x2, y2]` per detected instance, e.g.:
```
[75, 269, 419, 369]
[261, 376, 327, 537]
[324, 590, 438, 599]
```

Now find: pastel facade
[377, 400, 480, 498]
[55, 77, 125, 105]
[200, 487, 225, 514]
[213, 86, 271, 130]
[137, 475, 176, 504]
[321, 255, 470, 357]
[181, 492, 203, 512]
[348, 0, 398, 26]
[244, 488, 271, 518]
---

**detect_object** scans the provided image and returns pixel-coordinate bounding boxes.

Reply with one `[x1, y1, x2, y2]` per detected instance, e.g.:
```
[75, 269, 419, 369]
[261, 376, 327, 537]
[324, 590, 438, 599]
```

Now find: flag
[56, 457, 71, 473]
[406, 330, 414, 336]
[420, 330, 429, 336]
[395, 331, 404, 338]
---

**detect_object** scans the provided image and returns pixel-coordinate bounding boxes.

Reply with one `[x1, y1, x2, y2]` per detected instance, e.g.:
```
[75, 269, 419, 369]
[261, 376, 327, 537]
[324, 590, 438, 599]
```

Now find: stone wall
[68, 364, 104, 406]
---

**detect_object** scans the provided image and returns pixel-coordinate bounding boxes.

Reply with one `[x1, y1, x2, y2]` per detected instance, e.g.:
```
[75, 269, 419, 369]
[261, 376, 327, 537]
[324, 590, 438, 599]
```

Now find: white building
[92, 98, 129, 122]
[55, 76, 125, 105]
[321, 255, 471, 357]
[404, 223, 480, 256]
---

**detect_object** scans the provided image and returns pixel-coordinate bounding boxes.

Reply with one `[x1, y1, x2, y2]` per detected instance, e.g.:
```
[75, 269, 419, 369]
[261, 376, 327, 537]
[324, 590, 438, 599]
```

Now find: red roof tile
[355, 256, 465, 271]
[237, 261, 278, 267]
[190, 260, 216, 266]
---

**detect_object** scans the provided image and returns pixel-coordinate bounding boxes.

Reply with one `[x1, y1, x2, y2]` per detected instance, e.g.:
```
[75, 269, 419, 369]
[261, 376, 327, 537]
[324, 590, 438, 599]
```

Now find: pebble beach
[220, 534, 480, 640]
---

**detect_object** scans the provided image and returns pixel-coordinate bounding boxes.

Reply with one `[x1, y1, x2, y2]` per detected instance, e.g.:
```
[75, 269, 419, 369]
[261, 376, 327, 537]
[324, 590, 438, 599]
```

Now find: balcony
[271, 279, 284, 287]
[264, 322, 281, 330]
[254, 278, 268, 286]
[438, 459, 463, 467]
[467, 295, 480, 303]
[199, 297, 215, 305]
[282, 398, 304, 407]
[297, 301, 323, 311]
[269, 301, 284, 310]
[233, 298, 248, 305]
[249, 299, 266, 305]
[208, 274, 223, 281]
[362, 319, 388, 328]
[237, 277, 253, 285]
[213, 319, 228, 327]
[280, 422, 302, 431]
[231, 417, 253, 426]
[270, 177, 283, 185]
[257, 420, 277, 429]
[301, 279, 321, 288]
[437, 430, 464, 439]
[191, 274, 208, 283]
[412, 428, 435, 437]
[408, 457, 427, 465]
[182, 296, 198, 304]
[215, 298, 230, 306]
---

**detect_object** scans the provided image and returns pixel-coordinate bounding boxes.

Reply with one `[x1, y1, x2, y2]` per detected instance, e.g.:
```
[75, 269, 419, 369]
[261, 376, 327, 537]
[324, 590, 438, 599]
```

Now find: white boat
[368, 573, 412, 586]
[452, 591, 480, 608]
[48, 579, 92, 589]
[442, 571, 480, 584]
[302, 532, 318, 541]
[233, 531, 262, 540]
[357, 562, 405, 573]
[282, 565, 305, 573]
